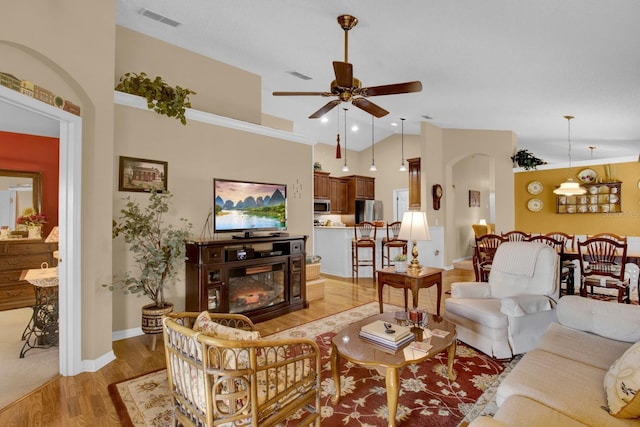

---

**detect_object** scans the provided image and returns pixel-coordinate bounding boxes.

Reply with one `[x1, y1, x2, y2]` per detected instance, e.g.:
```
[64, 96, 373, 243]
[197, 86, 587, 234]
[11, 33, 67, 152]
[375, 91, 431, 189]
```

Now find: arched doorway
[0, 85, 82, 375]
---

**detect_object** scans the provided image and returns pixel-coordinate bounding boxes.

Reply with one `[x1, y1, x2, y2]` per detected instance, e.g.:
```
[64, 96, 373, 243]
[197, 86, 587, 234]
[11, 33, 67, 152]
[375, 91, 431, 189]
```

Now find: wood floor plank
[0, 269, 473, 425]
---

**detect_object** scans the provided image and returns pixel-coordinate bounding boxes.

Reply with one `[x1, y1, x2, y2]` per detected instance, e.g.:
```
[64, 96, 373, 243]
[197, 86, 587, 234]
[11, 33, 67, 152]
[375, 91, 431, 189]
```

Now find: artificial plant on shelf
[106, 190, 192, 311]
[511, 149, 547, 170]
[115, 72, 196, 125]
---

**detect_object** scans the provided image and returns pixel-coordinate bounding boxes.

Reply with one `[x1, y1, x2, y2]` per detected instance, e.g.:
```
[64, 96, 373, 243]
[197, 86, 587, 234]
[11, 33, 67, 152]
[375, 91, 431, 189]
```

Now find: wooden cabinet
[348, 175, 375, 200]
[408, 158, 421, 209]
[330, 177, 349, 213]
[313, 171, 330, 200]
[185, 236, 308, 323]
[0, 240, 58, 311]
[555, 181, 622, 214]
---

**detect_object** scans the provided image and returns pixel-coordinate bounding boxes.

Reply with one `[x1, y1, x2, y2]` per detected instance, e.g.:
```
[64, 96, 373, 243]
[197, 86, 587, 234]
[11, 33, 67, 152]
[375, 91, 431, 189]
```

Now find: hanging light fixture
[335, 107, 342, 159]
[399, 118, 407, 171]
[342, 108, 350, 172]
[369, 115, 377, 171]
[553, 115, 586, 196]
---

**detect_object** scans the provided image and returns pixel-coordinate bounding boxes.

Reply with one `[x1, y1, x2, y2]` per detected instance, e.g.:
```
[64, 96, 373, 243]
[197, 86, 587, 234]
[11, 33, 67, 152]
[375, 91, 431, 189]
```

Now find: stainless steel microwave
[313, 200, 331, 212]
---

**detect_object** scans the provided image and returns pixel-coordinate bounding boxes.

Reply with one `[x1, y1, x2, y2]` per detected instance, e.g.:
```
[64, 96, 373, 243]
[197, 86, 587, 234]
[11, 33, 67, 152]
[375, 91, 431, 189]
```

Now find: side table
[19, 266, 59, 358]
[377, 266, 444, 315]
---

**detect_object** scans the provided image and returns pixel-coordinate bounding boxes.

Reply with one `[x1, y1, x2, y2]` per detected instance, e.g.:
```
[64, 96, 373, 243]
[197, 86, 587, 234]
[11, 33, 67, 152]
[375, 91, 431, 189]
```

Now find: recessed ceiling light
[321, 117, 329, 123]
[351, 125, 359, 132]
[390, 122, 398, 127]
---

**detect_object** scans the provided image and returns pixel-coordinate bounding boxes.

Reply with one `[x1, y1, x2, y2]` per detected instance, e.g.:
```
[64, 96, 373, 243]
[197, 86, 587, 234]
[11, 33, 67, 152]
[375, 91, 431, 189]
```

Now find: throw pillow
[604, 341, 640, 418]
[193, 311, 260, 341]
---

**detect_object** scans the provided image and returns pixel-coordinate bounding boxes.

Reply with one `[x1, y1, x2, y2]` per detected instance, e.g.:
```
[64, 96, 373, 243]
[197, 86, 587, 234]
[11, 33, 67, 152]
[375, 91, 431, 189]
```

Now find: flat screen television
[213, 178, 287, 237]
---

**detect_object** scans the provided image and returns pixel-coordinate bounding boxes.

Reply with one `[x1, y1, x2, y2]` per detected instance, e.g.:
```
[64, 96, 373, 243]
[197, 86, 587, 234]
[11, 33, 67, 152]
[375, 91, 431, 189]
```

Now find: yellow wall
[515, 162, 640, 236]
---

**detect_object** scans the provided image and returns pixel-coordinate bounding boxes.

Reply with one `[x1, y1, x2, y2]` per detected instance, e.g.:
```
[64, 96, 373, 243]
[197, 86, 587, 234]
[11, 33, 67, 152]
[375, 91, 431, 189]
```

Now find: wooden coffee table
[330, 312, 457, 427]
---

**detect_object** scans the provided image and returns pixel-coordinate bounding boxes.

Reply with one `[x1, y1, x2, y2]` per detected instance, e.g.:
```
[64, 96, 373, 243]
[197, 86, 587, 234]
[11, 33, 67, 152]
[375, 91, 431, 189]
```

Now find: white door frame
[0, 85, 82, 375]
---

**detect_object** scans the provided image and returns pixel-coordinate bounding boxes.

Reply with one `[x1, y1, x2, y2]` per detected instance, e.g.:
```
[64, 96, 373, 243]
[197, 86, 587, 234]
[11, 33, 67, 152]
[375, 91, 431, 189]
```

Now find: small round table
[331, 312, 457, 427]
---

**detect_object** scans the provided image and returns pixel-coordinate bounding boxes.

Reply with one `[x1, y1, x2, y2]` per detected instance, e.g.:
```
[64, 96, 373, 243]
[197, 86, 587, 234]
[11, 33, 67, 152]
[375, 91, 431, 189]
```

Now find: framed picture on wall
[469, 190, 480, 207]
[118, 156, 168, 193]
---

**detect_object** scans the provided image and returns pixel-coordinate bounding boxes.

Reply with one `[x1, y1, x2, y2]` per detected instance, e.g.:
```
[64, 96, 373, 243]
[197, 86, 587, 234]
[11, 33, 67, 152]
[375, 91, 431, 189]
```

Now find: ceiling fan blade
[309, 100, 341, 118]
[273, 91, 332, 96]
[351, 98, 389, 118]
[360, 81, 423, 97]
[333, 61, 353, 88]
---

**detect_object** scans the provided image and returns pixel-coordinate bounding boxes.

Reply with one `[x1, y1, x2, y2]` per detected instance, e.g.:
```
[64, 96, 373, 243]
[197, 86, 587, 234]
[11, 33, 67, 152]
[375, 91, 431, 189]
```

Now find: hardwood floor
[0, 269, 473, 426]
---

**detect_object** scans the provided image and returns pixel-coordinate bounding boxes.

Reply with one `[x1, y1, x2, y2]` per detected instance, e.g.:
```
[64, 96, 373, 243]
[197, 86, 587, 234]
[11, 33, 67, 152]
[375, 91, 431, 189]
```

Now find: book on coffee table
[359, 330, 415, 351]
[359, 320, 415, 350]
[360, 320, 412, 342]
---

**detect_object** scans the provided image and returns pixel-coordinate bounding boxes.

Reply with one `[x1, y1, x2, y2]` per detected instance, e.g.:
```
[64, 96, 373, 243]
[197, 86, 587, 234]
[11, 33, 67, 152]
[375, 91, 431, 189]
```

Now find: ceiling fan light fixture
[553, 115, 586, 196]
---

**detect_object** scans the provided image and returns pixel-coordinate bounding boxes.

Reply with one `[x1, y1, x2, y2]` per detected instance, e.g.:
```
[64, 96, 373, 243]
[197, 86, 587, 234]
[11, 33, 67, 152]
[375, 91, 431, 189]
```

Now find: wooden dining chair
[577, 236, 630, 303]
[473, 234, 507, 282]
[586, 233, 627, 244]
[501, 230, 531, 242]
[382, 221, 407, 268]
[351, 222, 377, 283]
[545, 232, 575, 251]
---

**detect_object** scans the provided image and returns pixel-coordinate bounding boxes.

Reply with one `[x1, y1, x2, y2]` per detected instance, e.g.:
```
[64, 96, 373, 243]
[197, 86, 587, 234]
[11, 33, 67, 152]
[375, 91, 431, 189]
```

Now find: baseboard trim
[112, 327, 143, 342]
[82, 350, 116, 372]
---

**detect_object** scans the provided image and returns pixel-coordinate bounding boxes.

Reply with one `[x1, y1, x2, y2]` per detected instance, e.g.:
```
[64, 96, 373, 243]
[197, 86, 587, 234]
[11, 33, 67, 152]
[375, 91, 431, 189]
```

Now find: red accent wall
[0, 131, 59, 237]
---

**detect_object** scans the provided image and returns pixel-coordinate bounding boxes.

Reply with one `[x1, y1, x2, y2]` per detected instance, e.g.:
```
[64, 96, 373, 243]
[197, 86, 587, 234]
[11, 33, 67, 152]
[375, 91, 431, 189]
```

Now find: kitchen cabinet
[408, 158, 421, 209]
[345, 175, 375, 200]
[330, 177, 349, 214]
[313, 171, 330, 200]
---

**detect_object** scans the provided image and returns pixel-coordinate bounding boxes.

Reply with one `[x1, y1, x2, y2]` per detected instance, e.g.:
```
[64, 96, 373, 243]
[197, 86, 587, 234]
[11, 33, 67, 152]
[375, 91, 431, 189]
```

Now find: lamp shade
[398, 211, 431, 241]
[478, 219, 487, 226]
[553, 179, 586, 195]
[45, 226, 59, 243]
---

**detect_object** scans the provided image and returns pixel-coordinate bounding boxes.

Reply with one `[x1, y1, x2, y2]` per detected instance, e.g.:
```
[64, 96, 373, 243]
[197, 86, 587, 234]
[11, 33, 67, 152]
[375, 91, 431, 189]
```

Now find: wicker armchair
[163, 312, 321, 426]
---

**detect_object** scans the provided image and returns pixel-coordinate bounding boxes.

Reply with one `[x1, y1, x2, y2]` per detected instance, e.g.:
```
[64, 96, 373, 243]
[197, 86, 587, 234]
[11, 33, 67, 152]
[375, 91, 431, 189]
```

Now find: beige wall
[116, 27, 262, 125]
[1, 1, 117, 360]
[112, 29, 314, 332]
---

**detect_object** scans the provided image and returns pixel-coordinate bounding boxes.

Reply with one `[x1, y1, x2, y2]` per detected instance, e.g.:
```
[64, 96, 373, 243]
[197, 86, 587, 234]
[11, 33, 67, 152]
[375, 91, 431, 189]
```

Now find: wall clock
[432, 184, 443, 210]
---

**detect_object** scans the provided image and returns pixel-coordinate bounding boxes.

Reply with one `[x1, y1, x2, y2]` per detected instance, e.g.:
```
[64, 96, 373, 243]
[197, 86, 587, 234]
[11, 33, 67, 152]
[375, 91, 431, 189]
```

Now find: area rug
[109, 302, 511, 427]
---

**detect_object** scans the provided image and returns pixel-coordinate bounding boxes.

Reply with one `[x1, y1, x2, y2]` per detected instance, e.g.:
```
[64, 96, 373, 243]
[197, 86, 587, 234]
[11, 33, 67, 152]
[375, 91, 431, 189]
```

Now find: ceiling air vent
[421, 115, 433, 120]
[287, 71, 312, 81]
[139, 8, 182, 27]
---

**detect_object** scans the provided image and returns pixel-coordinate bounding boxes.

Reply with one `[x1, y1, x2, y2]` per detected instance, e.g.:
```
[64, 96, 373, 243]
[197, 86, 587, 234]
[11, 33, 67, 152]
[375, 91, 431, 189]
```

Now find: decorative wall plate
[577, 168, 597, 183]
[527, 198, 543, 212]
[527, 181, 543, 195]
[589, 186, 598, 194]
[610, 194, 619, 203]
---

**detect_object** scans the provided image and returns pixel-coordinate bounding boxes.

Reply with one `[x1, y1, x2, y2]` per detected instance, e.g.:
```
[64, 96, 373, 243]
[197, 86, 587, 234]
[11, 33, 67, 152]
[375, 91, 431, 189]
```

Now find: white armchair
[445, 242, 559, 359]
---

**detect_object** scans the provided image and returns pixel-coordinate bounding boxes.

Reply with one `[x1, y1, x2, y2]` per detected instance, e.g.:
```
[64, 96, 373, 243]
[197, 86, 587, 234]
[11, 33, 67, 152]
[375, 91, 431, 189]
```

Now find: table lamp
[398, 211, 431, 275]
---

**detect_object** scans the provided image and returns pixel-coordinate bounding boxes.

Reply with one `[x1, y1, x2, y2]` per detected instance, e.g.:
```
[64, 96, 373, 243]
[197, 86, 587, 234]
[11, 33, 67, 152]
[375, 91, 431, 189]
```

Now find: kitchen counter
[313, 226, 445, 278]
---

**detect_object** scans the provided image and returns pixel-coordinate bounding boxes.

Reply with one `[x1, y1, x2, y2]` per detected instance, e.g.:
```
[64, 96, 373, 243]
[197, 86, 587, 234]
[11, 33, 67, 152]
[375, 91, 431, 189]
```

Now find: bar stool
[382, 221, 407, 268]
[351, 221, 377, 282]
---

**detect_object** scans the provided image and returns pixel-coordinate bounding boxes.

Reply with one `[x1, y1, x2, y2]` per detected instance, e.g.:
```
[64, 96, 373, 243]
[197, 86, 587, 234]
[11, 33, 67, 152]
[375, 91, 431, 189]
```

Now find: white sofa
[445, 242, 559, 359]
[469, 296, 640, 426]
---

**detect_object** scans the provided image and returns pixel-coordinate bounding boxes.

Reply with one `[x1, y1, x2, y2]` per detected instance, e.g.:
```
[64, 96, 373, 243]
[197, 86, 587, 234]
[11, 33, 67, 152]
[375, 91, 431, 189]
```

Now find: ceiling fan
[273, 14, 423, 119]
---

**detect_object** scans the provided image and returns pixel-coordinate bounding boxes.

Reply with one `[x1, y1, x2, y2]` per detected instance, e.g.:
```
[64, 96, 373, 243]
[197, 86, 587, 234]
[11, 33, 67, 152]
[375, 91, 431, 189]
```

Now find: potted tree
[107, 190, 192, 343]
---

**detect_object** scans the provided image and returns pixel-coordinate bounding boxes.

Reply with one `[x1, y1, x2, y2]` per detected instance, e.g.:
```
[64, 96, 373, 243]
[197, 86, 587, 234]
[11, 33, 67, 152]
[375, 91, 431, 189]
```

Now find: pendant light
[399, 118, 407, 171]
[553, 115, 586, 196]
[369, 115, 377, 171]
[342, 108, 350, 172]
[335, 107, 342, 159]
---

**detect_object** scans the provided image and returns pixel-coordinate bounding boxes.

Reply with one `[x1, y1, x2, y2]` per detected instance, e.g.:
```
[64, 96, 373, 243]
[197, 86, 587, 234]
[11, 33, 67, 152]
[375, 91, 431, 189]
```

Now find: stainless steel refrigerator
[355, 200, 383, 223]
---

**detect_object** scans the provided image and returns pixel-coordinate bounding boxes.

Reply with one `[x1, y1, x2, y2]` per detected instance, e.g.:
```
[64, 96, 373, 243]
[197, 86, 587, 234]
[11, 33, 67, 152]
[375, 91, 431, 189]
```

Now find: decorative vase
[395, 261, 407, 273]
[28, 225, 42, 239]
